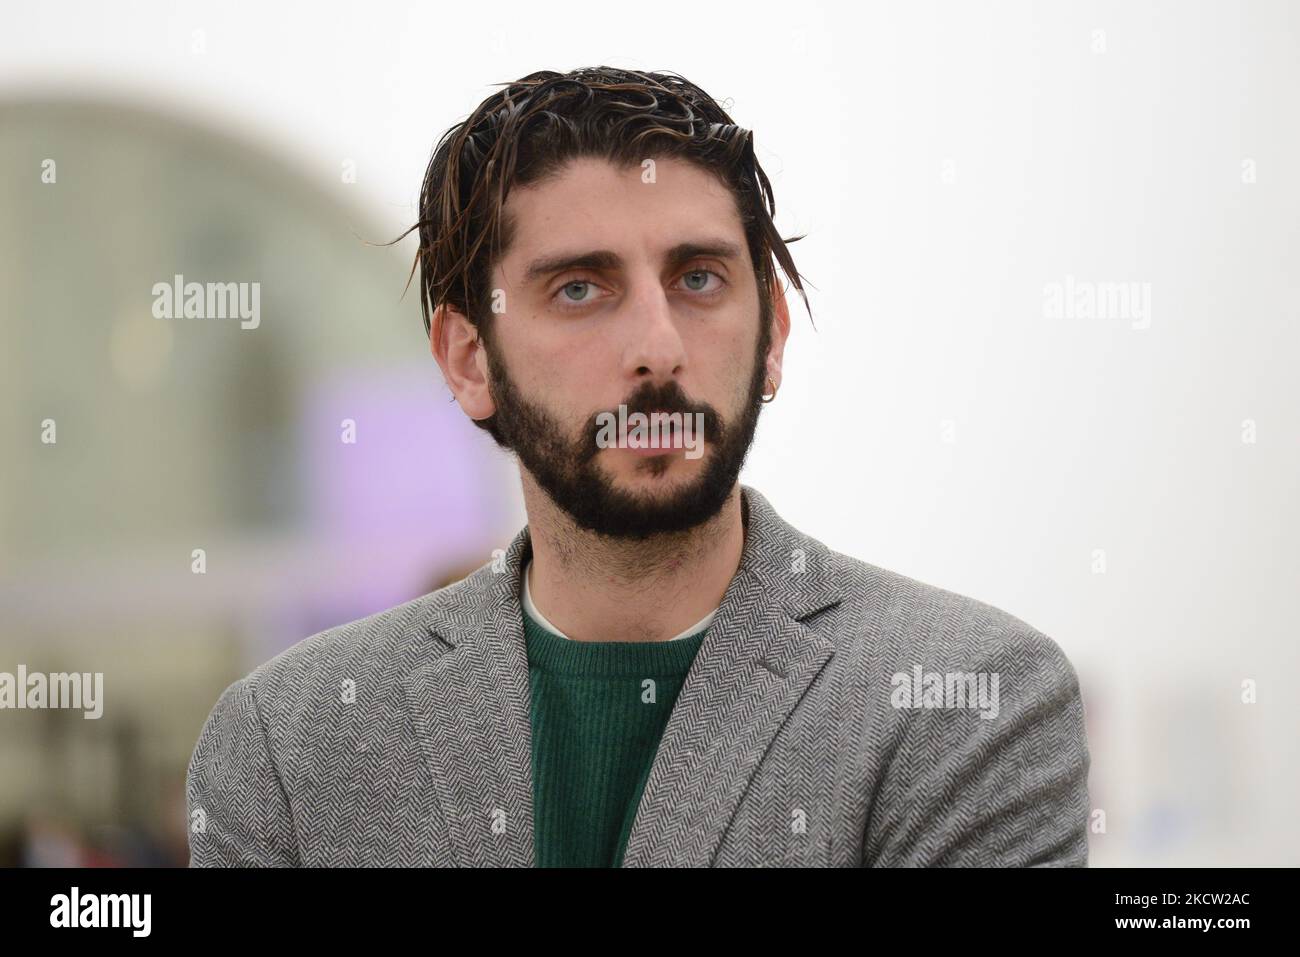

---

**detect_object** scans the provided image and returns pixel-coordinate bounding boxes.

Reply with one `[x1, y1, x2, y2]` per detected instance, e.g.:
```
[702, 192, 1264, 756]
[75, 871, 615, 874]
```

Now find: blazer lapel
[404, 527, 536, 867]
[620, 486, 844, 867]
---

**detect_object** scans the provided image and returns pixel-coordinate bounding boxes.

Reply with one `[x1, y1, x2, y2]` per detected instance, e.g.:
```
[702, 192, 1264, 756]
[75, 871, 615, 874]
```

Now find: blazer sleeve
[864, 624, 1091, 867]
[186, 675, 300, 866]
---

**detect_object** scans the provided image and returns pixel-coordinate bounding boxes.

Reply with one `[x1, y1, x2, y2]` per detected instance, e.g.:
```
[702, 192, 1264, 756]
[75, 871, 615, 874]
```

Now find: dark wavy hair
[395, 66, 813, 441]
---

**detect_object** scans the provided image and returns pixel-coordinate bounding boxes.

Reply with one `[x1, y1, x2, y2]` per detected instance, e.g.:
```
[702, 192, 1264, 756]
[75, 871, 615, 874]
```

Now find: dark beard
[483, 316, 772, 540]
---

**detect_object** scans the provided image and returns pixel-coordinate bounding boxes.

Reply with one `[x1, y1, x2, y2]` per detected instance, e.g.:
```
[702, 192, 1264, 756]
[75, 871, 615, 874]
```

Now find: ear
[430, 303, 496, 421]
[764, 275, 792, 392]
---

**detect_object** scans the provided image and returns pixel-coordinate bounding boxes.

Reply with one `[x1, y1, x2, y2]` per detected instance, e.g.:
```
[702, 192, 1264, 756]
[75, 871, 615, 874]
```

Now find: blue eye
[561, 280, 593, 303]
[681, 270, 711, 291]
[678, 269, 724, 294]
[552, 277, 606, 310]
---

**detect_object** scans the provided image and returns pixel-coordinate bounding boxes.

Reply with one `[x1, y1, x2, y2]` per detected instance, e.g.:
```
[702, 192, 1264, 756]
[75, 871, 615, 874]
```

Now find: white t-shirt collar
[522, 558, 718, 642]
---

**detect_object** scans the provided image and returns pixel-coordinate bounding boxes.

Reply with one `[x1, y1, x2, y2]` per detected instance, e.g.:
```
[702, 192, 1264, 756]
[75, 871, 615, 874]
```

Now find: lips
[592, 405, 706, 455]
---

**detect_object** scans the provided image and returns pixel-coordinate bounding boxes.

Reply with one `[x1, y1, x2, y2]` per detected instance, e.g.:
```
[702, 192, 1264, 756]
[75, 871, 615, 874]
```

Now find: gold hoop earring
[761, 376, 778, 403]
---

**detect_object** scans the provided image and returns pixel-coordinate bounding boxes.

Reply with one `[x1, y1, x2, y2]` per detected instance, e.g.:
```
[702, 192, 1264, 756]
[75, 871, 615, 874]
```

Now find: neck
[520, 473, 746, 643]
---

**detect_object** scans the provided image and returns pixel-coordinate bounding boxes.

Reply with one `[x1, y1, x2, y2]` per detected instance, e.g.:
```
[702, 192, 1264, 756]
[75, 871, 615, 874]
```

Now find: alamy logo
[50, 887, 151, 937]
[1043, 274, 1151, 330]
[0, 666, 103, 719]
[152, 274, 261, 329]
[595, 404, 706, 459]
[890, 665, 1000, 719]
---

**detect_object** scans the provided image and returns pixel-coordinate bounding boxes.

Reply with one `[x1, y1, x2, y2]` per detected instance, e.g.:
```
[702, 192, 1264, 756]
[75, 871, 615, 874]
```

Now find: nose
[623, 278, 686, 388]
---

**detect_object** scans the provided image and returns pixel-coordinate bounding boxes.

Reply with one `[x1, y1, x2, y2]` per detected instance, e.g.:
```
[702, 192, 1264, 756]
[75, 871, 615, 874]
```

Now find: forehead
[500, 155, 744, 266]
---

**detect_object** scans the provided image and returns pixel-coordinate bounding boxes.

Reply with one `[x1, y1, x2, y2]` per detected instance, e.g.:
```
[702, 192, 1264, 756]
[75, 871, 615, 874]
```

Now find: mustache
[579, 388, 721, 453]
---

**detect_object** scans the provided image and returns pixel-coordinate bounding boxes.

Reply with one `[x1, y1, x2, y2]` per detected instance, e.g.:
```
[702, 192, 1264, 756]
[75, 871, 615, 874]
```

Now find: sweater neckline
[521, 558, 719, 642]
[522, 609, 706, 677]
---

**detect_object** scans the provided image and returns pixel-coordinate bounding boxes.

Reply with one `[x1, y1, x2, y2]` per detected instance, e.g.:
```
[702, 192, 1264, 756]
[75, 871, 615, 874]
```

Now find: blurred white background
[1, 0, 1296, 866]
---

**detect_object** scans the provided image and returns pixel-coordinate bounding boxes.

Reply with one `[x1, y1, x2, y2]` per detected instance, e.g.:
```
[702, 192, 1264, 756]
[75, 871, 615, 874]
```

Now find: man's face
[481, 155, 774, 539]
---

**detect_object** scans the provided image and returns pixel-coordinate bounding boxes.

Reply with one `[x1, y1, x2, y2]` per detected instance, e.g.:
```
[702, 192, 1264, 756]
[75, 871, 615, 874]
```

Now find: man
[187, 66, 1090, 867]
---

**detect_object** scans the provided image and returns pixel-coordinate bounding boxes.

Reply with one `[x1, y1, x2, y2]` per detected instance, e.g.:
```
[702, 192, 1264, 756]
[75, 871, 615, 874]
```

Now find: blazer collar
[405, 484, 845, 866]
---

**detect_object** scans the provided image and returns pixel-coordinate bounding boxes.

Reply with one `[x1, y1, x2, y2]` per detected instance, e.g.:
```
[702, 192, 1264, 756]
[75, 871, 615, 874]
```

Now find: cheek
[722, 308, 763, 359]
[515, 333, 613, 421]
[700, 348, 754, 415]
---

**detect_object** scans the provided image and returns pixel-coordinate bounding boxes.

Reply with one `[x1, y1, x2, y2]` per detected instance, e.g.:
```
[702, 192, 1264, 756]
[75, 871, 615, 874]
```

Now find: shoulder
[223, 561, 496, 729]
[809, 544, 1079, 692]
[743, 484, 1080, 699]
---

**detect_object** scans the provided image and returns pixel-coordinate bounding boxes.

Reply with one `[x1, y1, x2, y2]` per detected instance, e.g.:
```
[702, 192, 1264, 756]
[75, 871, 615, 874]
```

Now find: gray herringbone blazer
[186, 484, 1090, 867]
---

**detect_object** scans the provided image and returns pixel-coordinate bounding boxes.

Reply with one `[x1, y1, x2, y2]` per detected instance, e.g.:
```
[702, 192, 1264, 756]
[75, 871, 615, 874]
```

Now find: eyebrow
[522, 240, 744, 285]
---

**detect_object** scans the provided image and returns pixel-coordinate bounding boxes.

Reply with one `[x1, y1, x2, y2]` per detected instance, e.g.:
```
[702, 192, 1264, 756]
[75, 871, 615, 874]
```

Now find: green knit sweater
[523, 607, 707, 867]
